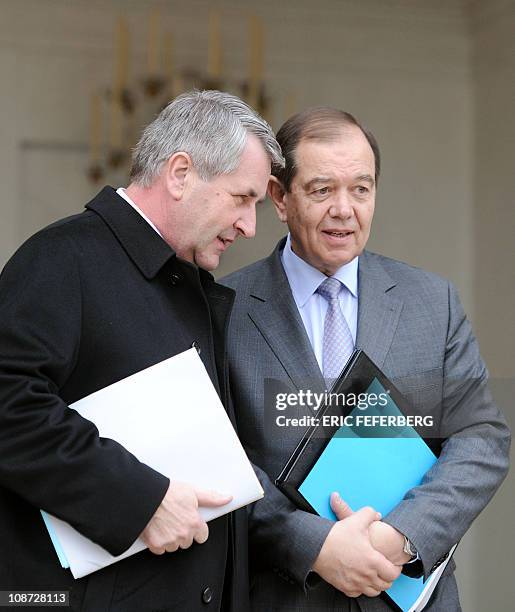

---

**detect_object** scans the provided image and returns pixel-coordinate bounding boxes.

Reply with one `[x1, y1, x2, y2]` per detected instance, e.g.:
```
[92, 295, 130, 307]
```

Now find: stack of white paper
[409, 544, 458, 612]
[41, 348, 263, 578]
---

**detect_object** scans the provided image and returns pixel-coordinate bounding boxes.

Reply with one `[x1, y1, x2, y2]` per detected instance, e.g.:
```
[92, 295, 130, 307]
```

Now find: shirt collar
[116, 187, 163, 238]
[281, 233, 359, 308]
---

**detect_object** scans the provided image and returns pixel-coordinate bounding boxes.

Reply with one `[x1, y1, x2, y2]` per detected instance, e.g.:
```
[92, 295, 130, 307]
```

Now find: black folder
[276, 350, 441, 508]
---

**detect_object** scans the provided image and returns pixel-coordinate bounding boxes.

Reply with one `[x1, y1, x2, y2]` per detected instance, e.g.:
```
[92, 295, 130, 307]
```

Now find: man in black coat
[0, 90, 283, 611]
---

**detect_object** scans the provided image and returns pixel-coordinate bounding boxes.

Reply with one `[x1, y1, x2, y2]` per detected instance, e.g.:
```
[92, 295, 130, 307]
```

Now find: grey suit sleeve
[383, 281, 511, 579]
[250, 463, 334, 589]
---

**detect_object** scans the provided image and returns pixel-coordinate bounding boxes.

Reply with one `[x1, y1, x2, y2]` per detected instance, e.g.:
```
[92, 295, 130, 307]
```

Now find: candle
[110, 16, 129, 149]
[172, 74, 185, 98]
[164, 30, 174, 84]
[248, 15, 264, 108]
[147, 8, 160, 75]
[284, 91, 296, 120]
[90, 92, 102, 164]
[113, 17, 129, 94]
[208, 9, 222, 80]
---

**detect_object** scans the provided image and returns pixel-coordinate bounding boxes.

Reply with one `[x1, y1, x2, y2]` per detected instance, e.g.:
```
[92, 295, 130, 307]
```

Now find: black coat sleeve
[0, 228, 169, 555]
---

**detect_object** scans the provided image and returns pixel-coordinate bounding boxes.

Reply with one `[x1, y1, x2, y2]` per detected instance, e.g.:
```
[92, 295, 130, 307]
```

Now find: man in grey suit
[222, 107, 511, 611]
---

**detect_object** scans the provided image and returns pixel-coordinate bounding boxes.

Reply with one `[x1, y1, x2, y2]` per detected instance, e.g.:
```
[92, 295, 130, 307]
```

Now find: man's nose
[329, 192, 353, 219]
[235, 204, 257, 238]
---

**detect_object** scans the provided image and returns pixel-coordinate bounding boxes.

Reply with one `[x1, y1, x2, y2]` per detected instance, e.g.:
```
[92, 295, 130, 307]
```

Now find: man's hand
[368, 521, 411, 566]
[140, 482, 232, 554]
[311, 493, 401, 598]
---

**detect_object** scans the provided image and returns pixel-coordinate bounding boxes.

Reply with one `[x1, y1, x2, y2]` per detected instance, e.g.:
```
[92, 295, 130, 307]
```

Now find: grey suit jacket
[222, 238, 510, 612]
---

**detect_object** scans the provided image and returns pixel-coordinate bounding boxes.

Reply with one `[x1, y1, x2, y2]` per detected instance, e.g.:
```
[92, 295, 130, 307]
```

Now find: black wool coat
[0, 187, 249, 611]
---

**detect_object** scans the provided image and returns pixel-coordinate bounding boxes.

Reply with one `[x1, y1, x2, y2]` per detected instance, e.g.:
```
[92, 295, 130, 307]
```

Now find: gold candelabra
[88, 10, 272, 184]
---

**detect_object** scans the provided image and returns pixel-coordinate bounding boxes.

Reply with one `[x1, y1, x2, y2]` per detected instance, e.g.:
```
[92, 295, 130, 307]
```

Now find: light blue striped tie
[317, 277, 354, 383]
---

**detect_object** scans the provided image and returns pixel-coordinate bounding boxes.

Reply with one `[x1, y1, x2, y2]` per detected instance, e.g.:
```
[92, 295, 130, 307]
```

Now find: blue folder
[276, 350, 447, 612]
[299, 378, 437, 611]
[40, 510, 70, 568]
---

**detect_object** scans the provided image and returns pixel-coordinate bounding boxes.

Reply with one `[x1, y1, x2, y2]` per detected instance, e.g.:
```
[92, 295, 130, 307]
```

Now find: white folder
[41, 348, 263, 578]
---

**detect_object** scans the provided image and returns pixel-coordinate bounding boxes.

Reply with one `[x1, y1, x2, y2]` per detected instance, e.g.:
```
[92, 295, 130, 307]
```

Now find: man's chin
[194, 252, 221, 272]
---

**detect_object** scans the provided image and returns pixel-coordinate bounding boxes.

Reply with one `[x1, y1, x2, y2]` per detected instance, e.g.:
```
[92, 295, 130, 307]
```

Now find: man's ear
[164, 152, 193, 200]
[268, 176, 288, 223]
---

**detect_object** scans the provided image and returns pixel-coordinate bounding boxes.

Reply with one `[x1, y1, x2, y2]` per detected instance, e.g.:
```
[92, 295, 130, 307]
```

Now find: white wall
[216, 1, 476, 317]
[0, 0, 475, 310]
[462, 1, 515, 609]
[0, 0, 513, 608]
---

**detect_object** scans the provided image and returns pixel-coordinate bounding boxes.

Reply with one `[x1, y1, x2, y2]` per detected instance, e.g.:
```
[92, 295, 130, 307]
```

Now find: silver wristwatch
[403, 535, 418, 559]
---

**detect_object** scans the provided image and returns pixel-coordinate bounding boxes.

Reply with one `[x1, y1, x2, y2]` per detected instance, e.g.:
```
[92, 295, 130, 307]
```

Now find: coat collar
[356, 250, 403, 369]
[245, 237, 326, 392]
[85, 186, 176, 280]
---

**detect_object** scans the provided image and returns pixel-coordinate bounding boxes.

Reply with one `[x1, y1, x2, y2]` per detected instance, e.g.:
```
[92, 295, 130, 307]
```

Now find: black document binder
[275, 350, 441, 507]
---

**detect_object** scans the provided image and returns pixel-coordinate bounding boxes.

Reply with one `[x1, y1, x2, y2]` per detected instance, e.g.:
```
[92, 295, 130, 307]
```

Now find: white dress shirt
[280, 233, 359, 373]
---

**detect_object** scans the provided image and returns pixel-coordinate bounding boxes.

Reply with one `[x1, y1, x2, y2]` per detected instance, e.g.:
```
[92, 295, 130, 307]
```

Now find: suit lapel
[244, 245, 402, 387]
[356, 251, 403, 369]
[247, 243, 325, 392]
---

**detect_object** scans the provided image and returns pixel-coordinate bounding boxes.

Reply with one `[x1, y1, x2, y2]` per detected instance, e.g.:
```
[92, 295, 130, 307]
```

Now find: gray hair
[130, 89, 284, 186]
